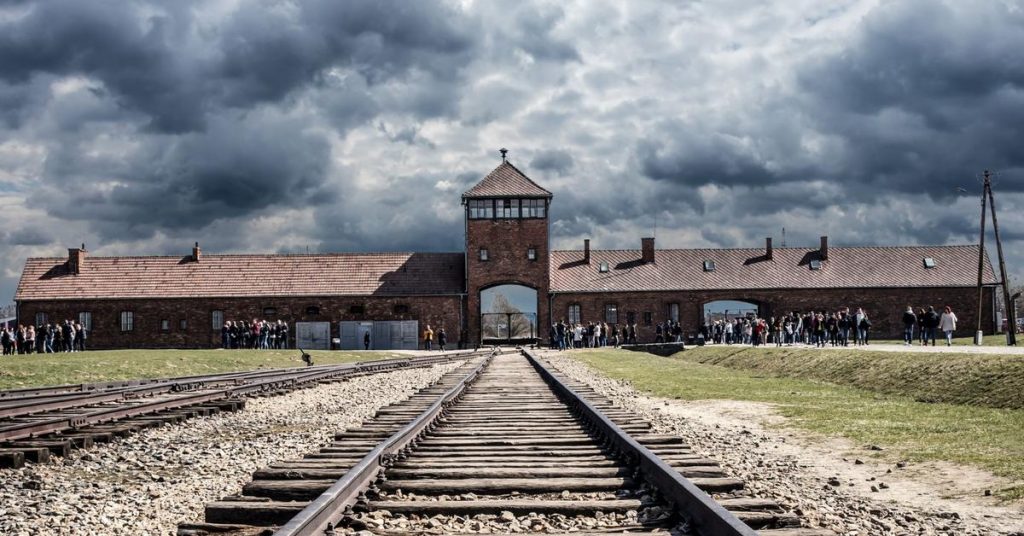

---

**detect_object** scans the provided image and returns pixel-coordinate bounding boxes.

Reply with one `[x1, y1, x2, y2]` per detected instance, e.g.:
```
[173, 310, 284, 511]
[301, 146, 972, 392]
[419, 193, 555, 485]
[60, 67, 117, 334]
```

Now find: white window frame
[120, 311, 134, 332]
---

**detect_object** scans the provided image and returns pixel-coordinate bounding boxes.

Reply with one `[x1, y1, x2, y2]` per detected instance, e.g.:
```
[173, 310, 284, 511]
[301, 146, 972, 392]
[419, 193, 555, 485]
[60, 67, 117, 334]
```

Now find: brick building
[14, 157, 1001, 349]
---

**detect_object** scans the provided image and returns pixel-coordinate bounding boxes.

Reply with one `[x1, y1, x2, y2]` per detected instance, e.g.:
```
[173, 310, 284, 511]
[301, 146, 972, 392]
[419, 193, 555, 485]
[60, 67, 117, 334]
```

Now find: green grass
[571, 348, 1024, 500]
[677, 345, 1024, 409]
[873, 333, 1015, 346]
[0, 349, 407, 390]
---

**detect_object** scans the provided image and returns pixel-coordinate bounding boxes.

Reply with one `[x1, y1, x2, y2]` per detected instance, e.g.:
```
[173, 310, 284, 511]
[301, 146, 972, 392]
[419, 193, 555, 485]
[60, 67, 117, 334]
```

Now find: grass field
[0, 349, 408, 390]
[873, 333, 1016, 346]
[571, 347, 1024, 500]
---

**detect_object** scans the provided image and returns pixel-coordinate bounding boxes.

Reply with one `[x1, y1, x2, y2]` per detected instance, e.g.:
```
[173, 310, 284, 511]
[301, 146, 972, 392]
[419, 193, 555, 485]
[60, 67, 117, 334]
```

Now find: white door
[295, 322, 330, 350]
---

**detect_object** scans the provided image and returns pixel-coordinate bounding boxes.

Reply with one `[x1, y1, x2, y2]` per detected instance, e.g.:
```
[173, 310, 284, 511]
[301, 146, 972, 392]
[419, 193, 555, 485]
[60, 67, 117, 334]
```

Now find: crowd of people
[221, 320, 289, 349]
[701, 308, 875, 347]
[549, 320, 687, 350]
[901, 305, 959, 346]
[1, 320, 87, 355]
[543, 304, 964, 350]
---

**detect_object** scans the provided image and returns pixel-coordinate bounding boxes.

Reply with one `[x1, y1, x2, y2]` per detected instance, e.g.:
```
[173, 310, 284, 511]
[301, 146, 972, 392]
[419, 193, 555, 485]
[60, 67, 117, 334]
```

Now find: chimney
[192, 242, 202, 262]
[67, 244, 87, 275]
[820, 236, 828, 260]
[766, 237, 773, 260]
[583, 239, 591, 264]
[641, 237, 655, 264]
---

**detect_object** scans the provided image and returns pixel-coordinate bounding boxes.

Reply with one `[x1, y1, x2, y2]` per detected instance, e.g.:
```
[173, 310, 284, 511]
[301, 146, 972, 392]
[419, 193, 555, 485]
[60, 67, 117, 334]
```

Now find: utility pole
[975, 178, 987, 344]
[984, 171, 1017, 345]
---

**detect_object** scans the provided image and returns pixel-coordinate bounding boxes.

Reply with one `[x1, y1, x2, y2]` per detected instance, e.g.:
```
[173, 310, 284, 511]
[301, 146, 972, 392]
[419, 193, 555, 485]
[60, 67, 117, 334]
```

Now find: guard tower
[462, 149, 552, 345]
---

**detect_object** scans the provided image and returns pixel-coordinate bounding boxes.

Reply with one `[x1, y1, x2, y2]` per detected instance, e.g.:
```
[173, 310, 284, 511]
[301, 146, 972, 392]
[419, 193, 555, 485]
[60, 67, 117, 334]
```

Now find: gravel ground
[0, 362, 462, 536]
[543, 350, 1024, 536]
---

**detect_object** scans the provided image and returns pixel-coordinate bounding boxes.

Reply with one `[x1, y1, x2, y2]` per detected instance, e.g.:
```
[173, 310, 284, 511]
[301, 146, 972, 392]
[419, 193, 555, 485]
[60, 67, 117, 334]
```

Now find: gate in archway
[481, 312, 537, 343]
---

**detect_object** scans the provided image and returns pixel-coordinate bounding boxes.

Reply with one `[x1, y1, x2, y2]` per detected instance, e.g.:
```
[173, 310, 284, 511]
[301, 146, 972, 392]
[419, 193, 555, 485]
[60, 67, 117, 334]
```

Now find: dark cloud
[530, 149, 574, 176]
[34, 113, 334, 240]
[797, 0, 1024, 197]
[3, 227, 52, 246]
[0, 0, 477, 133]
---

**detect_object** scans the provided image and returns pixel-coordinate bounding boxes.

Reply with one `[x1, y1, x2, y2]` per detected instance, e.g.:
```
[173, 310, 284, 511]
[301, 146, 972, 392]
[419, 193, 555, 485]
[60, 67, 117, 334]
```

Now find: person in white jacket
[939, 306, 958, 346]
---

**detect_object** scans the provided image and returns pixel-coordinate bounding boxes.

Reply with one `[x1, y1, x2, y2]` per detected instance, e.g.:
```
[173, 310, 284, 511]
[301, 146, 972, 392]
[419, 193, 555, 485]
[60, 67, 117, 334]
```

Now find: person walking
[363, 330, 371, 350]
[939, 306, 958, 346]
[437, 328, 447, 352]
[902, 306, 917, 345]
[423, 324, 434, 351]
[858, 311, 872, 345]
[923, 306, 939, 346]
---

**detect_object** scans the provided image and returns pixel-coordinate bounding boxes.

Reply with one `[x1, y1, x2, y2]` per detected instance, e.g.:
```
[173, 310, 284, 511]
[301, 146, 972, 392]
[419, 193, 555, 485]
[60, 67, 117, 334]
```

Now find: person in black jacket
[923, 306, 939, 346]
[902, 306, 917, 345]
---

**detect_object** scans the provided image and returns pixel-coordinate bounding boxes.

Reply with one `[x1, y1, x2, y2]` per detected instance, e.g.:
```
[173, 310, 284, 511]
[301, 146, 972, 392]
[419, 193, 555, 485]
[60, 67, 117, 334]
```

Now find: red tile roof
[15, 252, 466, 301]
[462, 162, 553, 199]
[550, 245, 999, 293]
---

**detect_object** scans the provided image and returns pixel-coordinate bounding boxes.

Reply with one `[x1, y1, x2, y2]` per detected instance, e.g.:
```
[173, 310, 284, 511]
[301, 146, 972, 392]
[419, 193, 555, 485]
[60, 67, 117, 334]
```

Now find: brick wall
[551, 286, 996, 342]
[465, 215, 550, 343]
[18, 295, 463, 350]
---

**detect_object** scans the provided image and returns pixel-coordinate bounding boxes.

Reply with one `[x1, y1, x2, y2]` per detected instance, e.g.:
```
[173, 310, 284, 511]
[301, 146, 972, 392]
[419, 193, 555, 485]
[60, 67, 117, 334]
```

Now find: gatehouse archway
[480, 284, 538, 344]
[702, 299, 761, 323]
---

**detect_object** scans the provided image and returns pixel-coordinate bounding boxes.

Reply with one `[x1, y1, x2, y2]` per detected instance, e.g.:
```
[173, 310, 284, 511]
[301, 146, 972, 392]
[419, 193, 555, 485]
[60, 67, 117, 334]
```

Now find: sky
[1, 0, 1023, 306]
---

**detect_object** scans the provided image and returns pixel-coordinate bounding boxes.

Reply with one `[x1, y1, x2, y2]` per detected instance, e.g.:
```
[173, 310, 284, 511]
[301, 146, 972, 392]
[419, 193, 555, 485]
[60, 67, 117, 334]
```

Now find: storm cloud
[1, 0, 1022, 306]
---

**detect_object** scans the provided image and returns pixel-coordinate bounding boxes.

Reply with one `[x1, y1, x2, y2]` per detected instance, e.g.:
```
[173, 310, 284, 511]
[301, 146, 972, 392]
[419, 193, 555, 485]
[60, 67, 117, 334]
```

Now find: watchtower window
[497, 199, 519, 218]
[522, 198, 546, 218]
[468, 199, 494, 219]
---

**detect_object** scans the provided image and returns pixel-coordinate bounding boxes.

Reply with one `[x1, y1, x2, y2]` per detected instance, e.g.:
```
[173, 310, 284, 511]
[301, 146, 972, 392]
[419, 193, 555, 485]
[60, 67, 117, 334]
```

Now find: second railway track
[180, 350, 834, 535]
[0, 351, 488, 469]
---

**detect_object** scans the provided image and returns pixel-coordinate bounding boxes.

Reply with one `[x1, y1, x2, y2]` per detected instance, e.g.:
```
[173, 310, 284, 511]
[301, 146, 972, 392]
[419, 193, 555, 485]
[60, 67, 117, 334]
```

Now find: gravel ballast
[543, 350, 1024, 536]
[0, 362, 462, 536]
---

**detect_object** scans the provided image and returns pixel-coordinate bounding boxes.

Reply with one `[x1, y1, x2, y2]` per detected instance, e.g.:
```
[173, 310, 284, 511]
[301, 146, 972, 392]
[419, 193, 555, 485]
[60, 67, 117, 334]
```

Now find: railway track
[0, 350, 488, 469]
[179, 350, 834, 535]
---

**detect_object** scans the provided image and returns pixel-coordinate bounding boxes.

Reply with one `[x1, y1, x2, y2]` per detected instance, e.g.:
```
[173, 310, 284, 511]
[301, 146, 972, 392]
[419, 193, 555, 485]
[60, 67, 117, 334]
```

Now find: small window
[179, 319, 187, 330]
[643, 312, 653, 326]
[605, 304, 618, 324]
[522, 198, 547, 218]
[160, 319, 170, 332]
[468, 199, 494, 219]
[703, 260, 716, 272]
[394, 304, 410, 314]
[263, 307, 277, 316]
[78, 312, 92, 331]
[497, 198, 519, 218]
[349, 305, 365, 315]
[668, 303, 679, 323]
[598, 261, 609, 273]
[527, 247, 537, 261]
[567, 304, 581, 324]
[35, 312, 48, 326]
[211, 310, 224, 330]
[809, 259, 822, 270]
[305, 306, 321, 315]
[479, 248, 489, 261]
[923, 257, 937, 269]
[626, 311, 636, 325]
[120, 311, 134, 332]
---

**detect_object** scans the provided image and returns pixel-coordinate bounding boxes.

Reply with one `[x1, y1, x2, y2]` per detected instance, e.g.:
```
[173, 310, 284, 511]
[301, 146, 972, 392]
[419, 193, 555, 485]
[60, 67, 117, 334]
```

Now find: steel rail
[522, 349, 758, 536]
[273, 355, 495, 536]
[0, 351, 484, 443]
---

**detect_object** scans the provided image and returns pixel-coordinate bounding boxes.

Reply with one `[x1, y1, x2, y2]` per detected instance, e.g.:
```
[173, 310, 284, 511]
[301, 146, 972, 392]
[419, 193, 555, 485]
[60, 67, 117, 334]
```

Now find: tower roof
[462, 161, 553, 200]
